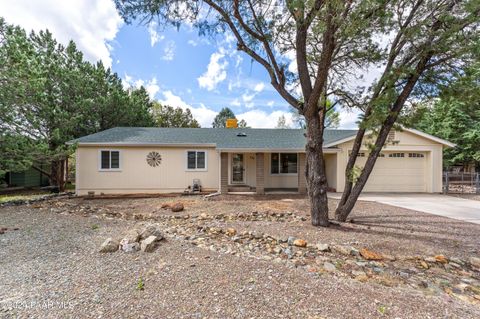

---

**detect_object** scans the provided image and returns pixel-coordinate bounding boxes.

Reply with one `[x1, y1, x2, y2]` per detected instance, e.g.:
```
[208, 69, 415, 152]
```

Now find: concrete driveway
[329, 193, 480, 224]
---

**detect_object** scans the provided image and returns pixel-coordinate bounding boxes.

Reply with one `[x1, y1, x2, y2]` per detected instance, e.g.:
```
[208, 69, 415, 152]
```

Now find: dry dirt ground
[1, 194, 480, 318]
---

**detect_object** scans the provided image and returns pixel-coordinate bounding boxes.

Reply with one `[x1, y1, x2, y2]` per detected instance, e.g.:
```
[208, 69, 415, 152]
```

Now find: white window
[271, 153, 297, 174]
[186, 151, 207, 170]
[409, 153, 424, 158]
[99, 150, 121, 170]
[389, 152, 405, 158]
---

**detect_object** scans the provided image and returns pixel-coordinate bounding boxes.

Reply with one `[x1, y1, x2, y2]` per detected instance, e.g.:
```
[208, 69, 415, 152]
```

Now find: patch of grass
[0, 193, 46, 204]
[137, 277, 145, 291]
[377, 305, 387, 315]
[91, 224, 100, 230]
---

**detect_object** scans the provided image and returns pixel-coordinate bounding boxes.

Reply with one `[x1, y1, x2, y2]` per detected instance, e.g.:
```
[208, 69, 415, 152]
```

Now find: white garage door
[356, 152, 427, 192]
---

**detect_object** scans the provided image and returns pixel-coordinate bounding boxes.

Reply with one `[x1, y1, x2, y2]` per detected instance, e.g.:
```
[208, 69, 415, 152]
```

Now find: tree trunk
[335, 127, 392, 222]
[305, 113, 330, 227]
[50, 159, 66, 192]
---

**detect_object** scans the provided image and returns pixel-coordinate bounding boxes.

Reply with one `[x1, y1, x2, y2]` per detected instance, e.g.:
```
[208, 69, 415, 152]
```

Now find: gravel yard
[1, 195, 480, 318]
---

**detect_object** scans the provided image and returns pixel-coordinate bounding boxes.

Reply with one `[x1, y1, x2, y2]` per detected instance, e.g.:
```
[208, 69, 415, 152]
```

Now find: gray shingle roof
[68, 127, 357, 150]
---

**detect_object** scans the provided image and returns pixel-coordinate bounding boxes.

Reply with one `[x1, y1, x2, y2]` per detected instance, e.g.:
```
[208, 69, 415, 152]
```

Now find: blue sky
[0, 0, 360, 128]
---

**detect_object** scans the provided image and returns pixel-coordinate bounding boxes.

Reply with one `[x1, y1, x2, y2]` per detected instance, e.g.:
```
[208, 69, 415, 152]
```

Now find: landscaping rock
[99, 238, 119, 253]
[120, 238, 140, 252]
[419, 261, 429, 269]
[323, 262, 336, 272]
[360, 248, 383, 261]
[331, 245, 353, 256]
[293, 239, 307, 247]
[122, 229, 140, 244]
[434, 255, 448, 264]
[287, 236, 296, 245]
[425, 257, 437, 263]
[171, 203, 184, 212]
[352, 270, 366, 277]
[161, 203, 171, 209]
[469, 257, 480, 269]
[141, 236, 158, 252]
[140, 225, 164, 241]
[316, 243, 330, 252]
[226, 228, 237, 236]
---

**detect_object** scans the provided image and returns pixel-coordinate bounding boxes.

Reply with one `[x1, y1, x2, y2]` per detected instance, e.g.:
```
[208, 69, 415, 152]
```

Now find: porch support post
[220, 152, 228, 194]
[298, 153, 307, 194]
[256, 153, 265, 195]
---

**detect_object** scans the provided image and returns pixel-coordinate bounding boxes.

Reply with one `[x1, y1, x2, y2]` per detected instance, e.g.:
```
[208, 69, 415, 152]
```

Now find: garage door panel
[355, 153, 426, 192]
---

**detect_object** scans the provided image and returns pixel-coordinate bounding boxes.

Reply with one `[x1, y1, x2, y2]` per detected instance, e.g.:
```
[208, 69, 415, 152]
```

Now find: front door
[231, 153, 245, 184]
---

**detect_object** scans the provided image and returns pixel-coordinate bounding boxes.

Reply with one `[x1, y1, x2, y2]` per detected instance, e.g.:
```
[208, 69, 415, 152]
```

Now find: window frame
[388, 152, 405, 158]
[408, 152, 425, 158]
[185, 150, 208, 171]
[98, 149, 122, 171]
[270, 152, 298, 175]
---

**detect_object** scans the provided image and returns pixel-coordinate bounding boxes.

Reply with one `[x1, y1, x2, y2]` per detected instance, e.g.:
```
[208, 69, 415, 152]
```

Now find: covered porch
[219, 151, 337, 195]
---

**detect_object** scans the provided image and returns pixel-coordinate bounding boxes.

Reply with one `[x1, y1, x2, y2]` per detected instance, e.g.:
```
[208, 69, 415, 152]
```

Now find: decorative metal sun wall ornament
[146, 152, 162, 167]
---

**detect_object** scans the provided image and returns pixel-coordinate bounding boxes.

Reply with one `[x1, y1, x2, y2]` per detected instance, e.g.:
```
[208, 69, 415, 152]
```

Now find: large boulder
[120, 239, 140, 252]
[141, 236, 158, 252]
[119, 229, 141, 252]
[140, 225, 164, 241]
[122, 229, 140, 244]
[99, 238, 119, 253]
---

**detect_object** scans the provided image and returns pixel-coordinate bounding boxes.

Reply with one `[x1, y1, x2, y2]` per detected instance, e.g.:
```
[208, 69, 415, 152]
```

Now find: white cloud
[267, 101, 275, 107]
[162, 41, 176, 61]
[254, 82, 265, 92]
[237, 109, 295, 128]
[338, 108, 361, 129]
[0, 0, 122, 67]
[241, 92, 256, 109]
[198, 52, 228, 91]
[148, 21, 164, 47]
[230, 98, 241, 107]
[187, 39, 198, 46]
[123, 74, 160, 99]
[159, 91, 217, 127]
[242, 92, 256, 103]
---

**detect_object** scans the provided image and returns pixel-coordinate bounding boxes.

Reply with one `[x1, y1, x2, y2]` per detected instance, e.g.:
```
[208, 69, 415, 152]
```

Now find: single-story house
[68, 127, 454, 196]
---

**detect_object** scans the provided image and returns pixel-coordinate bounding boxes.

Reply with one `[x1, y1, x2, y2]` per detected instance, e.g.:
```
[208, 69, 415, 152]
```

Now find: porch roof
[68, 127, 358, 150]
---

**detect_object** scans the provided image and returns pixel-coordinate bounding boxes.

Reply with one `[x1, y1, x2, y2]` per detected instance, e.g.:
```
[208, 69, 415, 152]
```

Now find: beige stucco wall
[335, 130, 444, 193]
[325, 153, 337, 190]
[75, 146, 219, 195]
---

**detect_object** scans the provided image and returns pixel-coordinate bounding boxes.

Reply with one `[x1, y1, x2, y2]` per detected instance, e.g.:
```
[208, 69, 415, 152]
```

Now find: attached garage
[330, 128, 456, 193]
[357, 152, 427, 192]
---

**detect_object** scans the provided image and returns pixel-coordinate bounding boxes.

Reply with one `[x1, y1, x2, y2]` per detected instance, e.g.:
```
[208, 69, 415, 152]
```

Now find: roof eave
[71, 142, 217, 147]
[323, 127, 456, 148]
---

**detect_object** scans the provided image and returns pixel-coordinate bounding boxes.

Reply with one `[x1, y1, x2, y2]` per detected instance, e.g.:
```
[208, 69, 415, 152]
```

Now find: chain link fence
[443, 172, 480, 194]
